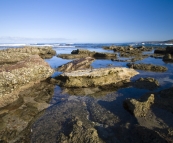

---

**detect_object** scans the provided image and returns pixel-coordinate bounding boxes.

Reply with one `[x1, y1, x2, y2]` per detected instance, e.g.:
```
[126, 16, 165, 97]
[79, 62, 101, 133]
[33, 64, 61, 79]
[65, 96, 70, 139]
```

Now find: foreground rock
[132, 77, 159, 90]
[0, 46, 56, 64]
[124, 94, 155, 117]
[127, 63, 167, 72]
[58, 49, 117, 59]
[57, 57, 95, 72]
[55, 67, 139, 87]
[0, 55, 54, 108]
[0, 81, 55, 143]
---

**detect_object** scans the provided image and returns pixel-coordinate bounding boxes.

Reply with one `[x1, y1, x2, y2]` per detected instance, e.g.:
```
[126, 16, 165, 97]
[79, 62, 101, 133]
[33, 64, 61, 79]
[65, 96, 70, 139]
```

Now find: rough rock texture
[55, 67, 139, 87]
[127, 63, 167, 72]
[57, 57, 95, 72]
[163, 54, 173, 62]
[58, 49, 117, 59]
[132, 77, 159, 90]
[0, 55, 54, 108]
[123, 94, 155, 117]
[0, 46, 56, 64]
[0, 81, 55, 143]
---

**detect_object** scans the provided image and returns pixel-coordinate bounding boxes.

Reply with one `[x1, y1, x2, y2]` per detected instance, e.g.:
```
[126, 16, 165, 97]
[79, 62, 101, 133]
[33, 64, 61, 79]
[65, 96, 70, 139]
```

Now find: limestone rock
[127, 63, 167, 72]
[55, 67, 139, 87]
[124, 94, 155, 117]
[58, 49, 117, 59]
[132, 77, 159, 90]
[0, 46, 56, 64]
[0, 55, 54, 107]
[57, 57, 95, 72]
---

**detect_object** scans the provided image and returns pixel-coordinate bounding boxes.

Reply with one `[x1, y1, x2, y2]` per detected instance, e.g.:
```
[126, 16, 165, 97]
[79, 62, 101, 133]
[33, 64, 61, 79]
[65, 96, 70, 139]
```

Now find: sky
[0, 0, 173, 43]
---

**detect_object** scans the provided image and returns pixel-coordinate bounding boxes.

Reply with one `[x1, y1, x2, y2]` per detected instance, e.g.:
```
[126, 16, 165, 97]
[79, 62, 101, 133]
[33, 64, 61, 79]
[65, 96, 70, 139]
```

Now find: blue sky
[0, 0, 173, 43]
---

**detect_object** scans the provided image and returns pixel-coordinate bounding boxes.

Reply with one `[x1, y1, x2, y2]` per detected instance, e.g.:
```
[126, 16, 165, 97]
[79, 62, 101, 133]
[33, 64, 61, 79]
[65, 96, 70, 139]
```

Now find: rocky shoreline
[0, 45, 173, 142]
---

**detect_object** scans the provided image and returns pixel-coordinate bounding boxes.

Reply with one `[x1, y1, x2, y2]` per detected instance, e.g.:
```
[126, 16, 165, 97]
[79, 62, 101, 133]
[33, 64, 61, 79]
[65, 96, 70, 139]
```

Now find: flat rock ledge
[127, 63, 167, 72]
[57, 57, 95, 72]
[0, 55, 54, 108]
[55, 67, 139, 87]
[58, 49, 117, 59]
[0, 46, 56, 64]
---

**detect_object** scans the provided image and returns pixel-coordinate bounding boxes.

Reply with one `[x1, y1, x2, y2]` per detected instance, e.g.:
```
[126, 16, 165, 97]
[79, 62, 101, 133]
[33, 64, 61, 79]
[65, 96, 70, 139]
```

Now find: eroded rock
[57, 57, 95, 72]
[55, 67, 139, 87]
[0, 55, 54, 108]
[58, 49, 117, 59]
[123, 94, 155, 117]
[127, 63, 167, 72]
[132, 77, 159, 90]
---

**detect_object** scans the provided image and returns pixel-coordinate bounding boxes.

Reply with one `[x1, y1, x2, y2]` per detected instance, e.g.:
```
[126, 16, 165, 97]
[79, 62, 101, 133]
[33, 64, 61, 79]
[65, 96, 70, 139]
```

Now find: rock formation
[0, 46, 56, 64]
[132, 77, 159, 90]
[57, 57, 95, 72]
[58, 49, 117, 59]
[123, 94, 155, 117]
[0, 55, 54, 108]
[55, 67, 139, 87]
[127, 63, 167, 72]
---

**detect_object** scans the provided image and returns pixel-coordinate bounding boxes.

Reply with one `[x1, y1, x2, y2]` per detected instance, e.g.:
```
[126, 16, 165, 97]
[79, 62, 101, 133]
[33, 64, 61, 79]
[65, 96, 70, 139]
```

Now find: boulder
[55, 67, 139, 87]
[0, 55, 54, 108]
[127, 63, 167, 72]
[154, 49, 166, 54]
[123, 94, 155, 117]
[132, 77, 159, 90]
[166, 46, 173, 54]
[57, 57, 95, 72]
[58, 49, 117, 59]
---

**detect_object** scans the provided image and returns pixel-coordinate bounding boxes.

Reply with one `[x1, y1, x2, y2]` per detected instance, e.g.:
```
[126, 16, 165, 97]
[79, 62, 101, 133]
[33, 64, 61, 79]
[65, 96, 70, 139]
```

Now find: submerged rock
[55, 67, 139, 87]
[132, 77, 159, 90]
[127, 63, 167, 72]
[57, 57, 95, 72]
[58, 49, 117, 59]
[123, 94, 155, 117]
[0, 55, 54, 108]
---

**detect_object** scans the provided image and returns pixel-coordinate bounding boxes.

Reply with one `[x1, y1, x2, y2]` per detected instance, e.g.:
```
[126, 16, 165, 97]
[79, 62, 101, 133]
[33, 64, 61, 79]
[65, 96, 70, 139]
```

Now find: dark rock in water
[123, 94, 155, 117]
[0, 81, 55, 143]
[0, 55, 54, 108]
[57, 57, 95, 72]
[55, 67, 139, 87]
[127, 63, 167, 72]
[58, 49, 117, 59]
[166, 46, 173, 54]
[132, 77, 159, 90]
[154, 48, 166, 54]
[163, 54, 173, 62]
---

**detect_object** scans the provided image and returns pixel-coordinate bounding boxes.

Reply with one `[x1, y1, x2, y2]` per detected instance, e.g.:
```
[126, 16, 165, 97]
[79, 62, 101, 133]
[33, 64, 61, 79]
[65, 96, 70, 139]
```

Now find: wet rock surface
[0, 55, 54, 108]
[55, 67, 139, 87]
[127, 63, 167, 72]
[132, 77, 159, 90]
[58, 49, 117, 59]
[57, 57, 95, 72]
[0, 81, 55, 143]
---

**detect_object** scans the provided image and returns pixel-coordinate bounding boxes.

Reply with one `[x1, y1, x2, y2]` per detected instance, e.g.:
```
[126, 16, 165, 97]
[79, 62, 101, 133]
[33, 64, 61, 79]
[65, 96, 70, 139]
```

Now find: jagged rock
[127, 63, 167, 72]
[0, 46, 56, 64]
[132, 77, 159, 90]
[57, 57, 95, 72]
[55, 67, 139, 87]
[123, 94, 155, 117]
[0, 55, 54, 108]
[58, 49, 117, 59]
